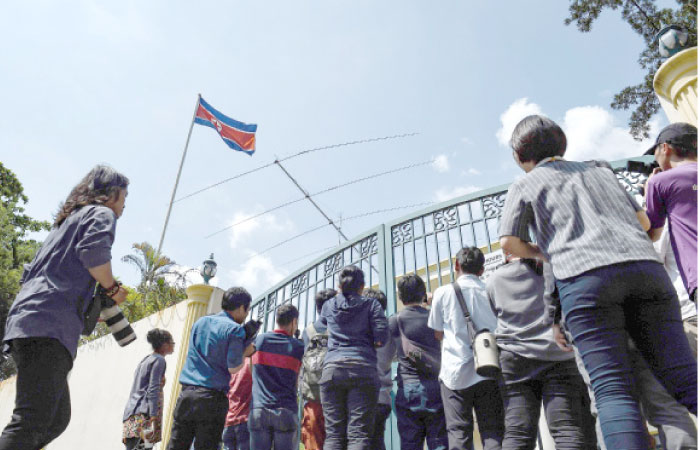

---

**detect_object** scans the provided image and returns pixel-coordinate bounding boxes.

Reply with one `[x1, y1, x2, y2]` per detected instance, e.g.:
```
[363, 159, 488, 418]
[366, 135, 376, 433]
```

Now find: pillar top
[653, 46, 697, 103]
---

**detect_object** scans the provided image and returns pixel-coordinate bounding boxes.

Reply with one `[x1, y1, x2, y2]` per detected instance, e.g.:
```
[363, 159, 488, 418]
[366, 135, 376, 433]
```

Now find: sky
[1, 1, 666, 297]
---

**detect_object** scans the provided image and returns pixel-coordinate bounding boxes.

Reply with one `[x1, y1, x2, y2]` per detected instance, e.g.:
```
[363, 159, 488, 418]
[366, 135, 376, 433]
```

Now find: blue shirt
[251, 330, 305, 411]
[123, 353, 166, 420]
[4, 205, 116, 359]
[179, 311, 246, 392]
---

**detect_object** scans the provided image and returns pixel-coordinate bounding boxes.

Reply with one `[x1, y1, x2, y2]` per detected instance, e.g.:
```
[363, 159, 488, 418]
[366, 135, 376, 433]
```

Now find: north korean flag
[194, 97, 257, 155]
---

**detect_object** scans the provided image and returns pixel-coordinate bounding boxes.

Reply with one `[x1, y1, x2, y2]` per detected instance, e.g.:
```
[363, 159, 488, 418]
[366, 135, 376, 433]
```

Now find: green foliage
[0, 162, 51, 380]
[565, 0, 697, 139]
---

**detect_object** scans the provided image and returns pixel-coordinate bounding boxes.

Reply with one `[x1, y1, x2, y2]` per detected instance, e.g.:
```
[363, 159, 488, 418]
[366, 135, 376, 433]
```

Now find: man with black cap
[644, 122, 698, 303]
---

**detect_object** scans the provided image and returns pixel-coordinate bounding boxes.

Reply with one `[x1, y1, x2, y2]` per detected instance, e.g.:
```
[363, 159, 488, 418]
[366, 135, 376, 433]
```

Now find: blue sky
[1, 1, 664, 296]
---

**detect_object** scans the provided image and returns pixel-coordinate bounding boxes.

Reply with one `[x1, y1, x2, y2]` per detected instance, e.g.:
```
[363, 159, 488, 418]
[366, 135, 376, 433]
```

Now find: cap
[645, 122, 697, 155]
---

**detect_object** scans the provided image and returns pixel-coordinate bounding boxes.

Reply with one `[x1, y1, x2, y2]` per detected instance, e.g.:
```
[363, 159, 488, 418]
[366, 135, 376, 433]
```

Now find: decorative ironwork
[614, 169, 648, 196]
[290, 272, 309, 297]
[356, 234, 378, 258]
[256, 302, 265, 319]
[391, 222, 413, 247]
[266, 293, 277, 312]
[324, 253, 343, 276]
[433, 206, 459, 231]
[483, 193, 506, 218]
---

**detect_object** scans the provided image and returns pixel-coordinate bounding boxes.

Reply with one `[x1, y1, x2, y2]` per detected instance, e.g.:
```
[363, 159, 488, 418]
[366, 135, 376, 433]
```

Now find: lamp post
[201, 253, 217, 285]
[656, 25, 690, 58]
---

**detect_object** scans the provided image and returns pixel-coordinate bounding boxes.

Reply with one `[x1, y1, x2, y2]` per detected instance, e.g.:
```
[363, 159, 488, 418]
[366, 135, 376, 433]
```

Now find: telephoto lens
[98, 289, 137, 347]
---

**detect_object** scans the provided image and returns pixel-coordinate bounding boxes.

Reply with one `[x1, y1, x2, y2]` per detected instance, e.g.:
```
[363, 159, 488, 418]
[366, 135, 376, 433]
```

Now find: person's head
[55, 165, 130, 226]
[315, 288, 337, 314]
[645, 122, 697, 170]
[365, 288, 387, 311]
[455, 247, 485, 276]
[147, 328, 174, 355]
[222, 287, 252, 324]
[510, 115, 567, 172]
[339, 265, 365, 296]
[276, 303, 299, 335]
[397, 274, 426, 306]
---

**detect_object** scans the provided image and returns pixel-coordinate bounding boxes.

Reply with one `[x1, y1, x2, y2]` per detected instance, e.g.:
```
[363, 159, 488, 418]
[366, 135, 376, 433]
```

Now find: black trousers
[166, 385, 228, 450]
[0, 338, 73, 450]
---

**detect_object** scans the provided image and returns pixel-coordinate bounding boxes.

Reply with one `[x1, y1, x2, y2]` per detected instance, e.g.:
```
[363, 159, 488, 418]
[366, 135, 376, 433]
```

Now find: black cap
[645, 122, 697, 155]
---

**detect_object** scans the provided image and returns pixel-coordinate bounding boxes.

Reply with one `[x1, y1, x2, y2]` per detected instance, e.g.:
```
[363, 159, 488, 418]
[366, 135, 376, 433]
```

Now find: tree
[565, 0, 697, 140]
[0, 162, 51, 380]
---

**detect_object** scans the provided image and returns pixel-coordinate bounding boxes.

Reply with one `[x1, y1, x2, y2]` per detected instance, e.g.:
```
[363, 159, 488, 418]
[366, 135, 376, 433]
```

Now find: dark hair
[365, 288, 387, 310]
[315, 289, 337, 313]
[397, 274, 426, 305]
[221, 287, 252, 312]
[510, 115, 567, 164]
[146, 328, 172, 351]
[668, 142, 697, 158]
[456, 247, 485, 275]
[276, 303, 299, 326]
[339, 265, 365, 295]
[55, 165, 129, 226]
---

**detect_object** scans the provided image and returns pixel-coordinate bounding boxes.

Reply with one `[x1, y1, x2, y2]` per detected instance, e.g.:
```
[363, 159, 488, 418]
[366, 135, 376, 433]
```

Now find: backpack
[301, 323, 328, 402]
[397, 312, 441, 379]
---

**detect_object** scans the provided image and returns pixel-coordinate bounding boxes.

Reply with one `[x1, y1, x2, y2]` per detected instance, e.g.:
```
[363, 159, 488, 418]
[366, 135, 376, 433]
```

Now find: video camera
[626, 160, 659, 176]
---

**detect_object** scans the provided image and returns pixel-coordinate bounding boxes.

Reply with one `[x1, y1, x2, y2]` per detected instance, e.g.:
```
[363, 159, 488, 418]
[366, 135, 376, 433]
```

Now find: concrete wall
[0, 301, 189, 449]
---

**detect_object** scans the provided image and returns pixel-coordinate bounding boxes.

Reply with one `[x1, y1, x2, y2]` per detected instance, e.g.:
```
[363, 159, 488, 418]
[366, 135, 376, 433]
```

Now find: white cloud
[495, 98, 660, 162]
[496, 98, 543, 147]
[227, 208, 295, 249]
[228, 253, 288, 297]
[562, 106, 659, 161]
[432, 154, 450, 173]
[434, 185, 482, 202]
[461, 167, 481, 176]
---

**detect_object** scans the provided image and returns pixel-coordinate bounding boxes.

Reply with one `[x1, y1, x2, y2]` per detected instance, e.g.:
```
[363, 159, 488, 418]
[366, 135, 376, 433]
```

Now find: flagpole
[156, 94, 201, 257]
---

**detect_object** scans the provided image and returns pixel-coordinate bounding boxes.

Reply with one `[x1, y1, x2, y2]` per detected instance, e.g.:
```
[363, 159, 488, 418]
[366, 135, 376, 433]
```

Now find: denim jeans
[370, 403, 392, 450]
[0, 338, 73, 450]
[395, 380, 448, 450]
[319, 365, 379, 450]
[558, 260, 697, 450]
[221, 421, 250, 450]
[248, 407, 297, 450]
[499, 354, 586, 450]
[439, 379, 504, 450]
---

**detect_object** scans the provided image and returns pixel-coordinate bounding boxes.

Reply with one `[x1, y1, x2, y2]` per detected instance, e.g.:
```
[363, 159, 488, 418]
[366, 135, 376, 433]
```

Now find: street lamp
[201, 253, 217, 285]
[656, 25, 690, 58]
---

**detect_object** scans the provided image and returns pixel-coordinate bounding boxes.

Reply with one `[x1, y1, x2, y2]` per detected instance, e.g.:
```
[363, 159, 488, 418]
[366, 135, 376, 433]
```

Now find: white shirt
[427, 274, 498, 390]
[655, 227, 697, 320]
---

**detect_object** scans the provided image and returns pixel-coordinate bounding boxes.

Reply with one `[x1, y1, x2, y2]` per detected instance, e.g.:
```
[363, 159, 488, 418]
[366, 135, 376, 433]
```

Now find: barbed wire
[175, 132, 419, 203]
[204, 159, 434, 239]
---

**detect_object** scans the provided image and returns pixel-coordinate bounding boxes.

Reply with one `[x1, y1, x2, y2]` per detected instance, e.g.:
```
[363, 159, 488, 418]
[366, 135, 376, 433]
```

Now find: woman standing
[0, 165, 129, 450]
[123, 328, 175, 450]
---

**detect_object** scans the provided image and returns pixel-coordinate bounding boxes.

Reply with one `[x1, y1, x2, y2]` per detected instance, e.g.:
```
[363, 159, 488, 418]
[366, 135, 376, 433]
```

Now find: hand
[644, 167, 663, 194]
[552, 324, 573, 352]
[111, 286, 128, 305]
[243, 343, 256, 357]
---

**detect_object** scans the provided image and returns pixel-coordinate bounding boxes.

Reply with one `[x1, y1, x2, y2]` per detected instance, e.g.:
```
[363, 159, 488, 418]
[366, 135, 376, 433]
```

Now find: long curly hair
[54, 165, 129, 227]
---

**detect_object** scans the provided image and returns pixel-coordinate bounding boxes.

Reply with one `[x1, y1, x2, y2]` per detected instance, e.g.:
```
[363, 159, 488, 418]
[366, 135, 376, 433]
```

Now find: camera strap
[452, 282, 478, 347]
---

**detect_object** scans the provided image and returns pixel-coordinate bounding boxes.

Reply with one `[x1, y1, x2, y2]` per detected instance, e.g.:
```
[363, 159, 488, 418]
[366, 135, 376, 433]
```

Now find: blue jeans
[395, 380, 448, 450]
[221, 421, 249, 450]
[247, 408, 297, 450]
[558, 260, 697, 450]
[319, 365, 379, 450]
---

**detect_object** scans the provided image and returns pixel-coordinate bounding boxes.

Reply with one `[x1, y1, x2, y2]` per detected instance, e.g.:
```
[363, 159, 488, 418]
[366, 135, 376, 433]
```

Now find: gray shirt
[486, 260, 573, 362]
[4, 205, 116, 359]
[123, 353, 166, 420]
[499, 159, 660, 280]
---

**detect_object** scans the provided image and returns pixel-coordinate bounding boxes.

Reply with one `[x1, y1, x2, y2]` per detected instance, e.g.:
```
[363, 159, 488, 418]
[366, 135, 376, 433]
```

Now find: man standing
[428, 247, 503, 450]
[222, 357, 253, 450]
[645, 122, 698, 303]
[167, 287, 254, 450]
[249, 304, 305, 450]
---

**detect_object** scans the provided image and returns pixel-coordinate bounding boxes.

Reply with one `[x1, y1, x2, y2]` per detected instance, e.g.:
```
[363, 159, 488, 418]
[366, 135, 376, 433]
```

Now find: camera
[626, 160, 659, 176]
[95, 286, 136, 347]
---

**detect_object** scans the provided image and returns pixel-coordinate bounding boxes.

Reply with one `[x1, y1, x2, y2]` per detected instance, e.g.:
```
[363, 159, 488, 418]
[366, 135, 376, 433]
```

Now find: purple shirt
[646, 163, 698, 293]
[4, 205, 116, 359]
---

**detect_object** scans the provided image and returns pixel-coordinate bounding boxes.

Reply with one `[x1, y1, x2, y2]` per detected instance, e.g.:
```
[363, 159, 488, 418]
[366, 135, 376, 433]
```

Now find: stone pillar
[160, 284, 213, 448]
[654, 47, 697, 124]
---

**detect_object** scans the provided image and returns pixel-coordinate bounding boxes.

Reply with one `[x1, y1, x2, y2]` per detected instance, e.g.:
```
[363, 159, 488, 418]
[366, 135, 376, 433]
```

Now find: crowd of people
[0, 117, 696, 450]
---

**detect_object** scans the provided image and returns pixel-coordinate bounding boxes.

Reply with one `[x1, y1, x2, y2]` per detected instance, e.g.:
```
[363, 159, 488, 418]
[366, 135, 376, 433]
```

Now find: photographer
[644, 123, 697, 303]
[499, 115, 696, 449]
[0, 165, 129, 450]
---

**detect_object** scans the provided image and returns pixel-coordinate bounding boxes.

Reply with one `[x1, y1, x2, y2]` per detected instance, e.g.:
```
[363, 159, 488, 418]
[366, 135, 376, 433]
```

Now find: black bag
[397, 313, 441, 378]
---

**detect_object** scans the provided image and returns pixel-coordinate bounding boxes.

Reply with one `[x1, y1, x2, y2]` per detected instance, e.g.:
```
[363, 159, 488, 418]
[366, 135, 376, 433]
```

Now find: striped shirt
[251, 330, 305, 411]
[499, 159, 660, 280]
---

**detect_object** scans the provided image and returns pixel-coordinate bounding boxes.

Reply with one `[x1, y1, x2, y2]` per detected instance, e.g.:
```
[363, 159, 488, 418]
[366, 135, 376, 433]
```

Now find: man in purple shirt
[645, 122, 698, 302]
